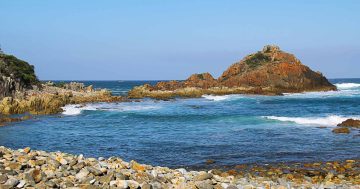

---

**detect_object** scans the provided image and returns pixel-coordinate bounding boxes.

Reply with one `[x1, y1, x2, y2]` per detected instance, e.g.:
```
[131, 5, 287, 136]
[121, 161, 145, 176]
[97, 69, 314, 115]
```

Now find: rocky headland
[0, 146, 359, 189]
[128, 45, 336, 99]
[0, 52, 125, 126]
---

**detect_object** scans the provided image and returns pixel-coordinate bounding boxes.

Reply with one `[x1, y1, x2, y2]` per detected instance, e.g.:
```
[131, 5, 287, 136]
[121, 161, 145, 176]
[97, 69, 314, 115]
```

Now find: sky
[0, 0, 359, 80]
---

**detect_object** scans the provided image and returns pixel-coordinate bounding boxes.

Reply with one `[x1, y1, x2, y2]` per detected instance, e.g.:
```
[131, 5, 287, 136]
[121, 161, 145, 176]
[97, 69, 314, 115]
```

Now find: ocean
[0, 79, 359, 168]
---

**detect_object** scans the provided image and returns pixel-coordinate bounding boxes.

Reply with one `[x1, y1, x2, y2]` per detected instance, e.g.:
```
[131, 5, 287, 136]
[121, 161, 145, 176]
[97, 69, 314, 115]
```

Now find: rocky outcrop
[0, 85, 125, 115]
[332, 119, 360, 134]
[128, 45, 336, 99]
[0, 53, 39, 99]
[337, 119, 360, 128]
[219, 45, 335, 92]
[332, 127, 351, 134]
[0, 52, 126, 120]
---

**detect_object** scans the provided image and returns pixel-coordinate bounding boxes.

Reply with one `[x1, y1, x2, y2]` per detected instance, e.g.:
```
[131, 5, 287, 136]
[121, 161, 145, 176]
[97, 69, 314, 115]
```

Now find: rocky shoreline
[0, 82, 127, 126]
[0, 146, 359, 189]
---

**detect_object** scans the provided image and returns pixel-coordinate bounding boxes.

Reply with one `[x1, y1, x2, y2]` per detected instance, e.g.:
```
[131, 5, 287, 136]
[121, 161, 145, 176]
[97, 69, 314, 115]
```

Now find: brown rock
[32, 169, 43, 183]
[184, 73, 218, 89]
[205, 159, 215, 165]
[337, 119, 360, 128]
[23, 147, 31, 154]
[332, 127, 350, 134]
[218, 45, 335, 92]
[7, 162, 22, 170]
[130, 161, 146, 172]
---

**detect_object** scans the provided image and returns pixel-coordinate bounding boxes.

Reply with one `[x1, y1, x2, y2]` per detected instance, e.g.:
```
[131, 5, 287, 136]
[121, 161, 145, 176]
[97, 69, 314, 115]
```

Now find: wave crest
[263, 115, 359, 126]
[335, 83, 360, 90]
[61, 104, 97, 115]
[202, 94, 243, 101]
[61, 103, 161, 115]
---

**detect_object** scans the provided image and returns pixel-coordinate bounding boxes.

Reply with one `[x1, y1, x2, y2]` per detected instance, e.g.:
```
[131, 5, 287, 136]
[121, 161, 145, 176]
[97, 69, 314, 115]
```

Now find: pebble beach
[1, 146, 359, 189]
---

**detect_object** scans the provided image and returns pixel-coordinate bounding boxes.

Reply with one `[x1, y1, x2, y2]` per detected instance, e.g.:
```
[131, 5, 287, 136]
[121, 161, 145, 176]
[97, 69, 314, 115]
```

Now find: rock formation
[128, 45, 336, 99]
[337, 119, 360, 128]
[0, 53, 125, 124]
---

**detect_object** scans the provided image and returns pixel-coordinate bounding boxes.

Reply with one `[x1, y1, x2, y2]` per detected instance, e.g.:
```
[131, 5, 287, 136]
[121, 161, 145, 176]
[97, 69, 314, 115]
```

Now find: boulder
[337, 119, 360, 128]
[332, 127, 350, 134]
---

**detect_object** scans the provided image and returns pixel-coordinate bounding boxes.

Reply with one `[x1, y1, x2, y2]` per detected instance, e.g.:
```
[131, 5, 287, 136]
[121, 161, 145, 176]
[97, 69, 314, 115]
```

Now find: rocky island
[128, 45, 336, 99]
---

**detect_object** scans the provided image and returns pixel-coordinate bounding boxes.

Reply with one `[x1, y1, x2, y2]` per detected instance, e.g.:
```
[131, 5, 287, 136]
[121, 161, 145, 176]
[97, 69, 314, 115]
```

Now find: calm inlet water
[1, 79, 360, 168]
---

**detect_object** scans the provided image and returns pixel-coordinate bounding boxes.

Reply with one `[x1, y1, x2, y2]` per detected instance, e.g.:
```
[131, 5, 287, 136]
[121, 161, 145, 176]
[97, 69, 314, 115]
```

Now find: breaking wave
[61, 104, 97, 115]
[335, 83, 360, 90]
[202, 94, 244, 101]
[263, 115, 360, 126]
[62, 103, 161, 115]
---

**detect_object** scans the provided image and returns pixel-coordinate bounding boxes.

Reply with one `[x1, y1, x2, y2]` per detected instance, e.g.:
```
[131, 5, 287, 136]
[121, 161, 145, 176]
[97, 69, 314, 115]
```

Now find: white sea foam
[61, 103, 161, 115]
[335, 83, 360, 90]
[202, 94, 244, 101]
[263, 115, 360, 126]
[94, 104, 160, 112]
[202, 95, 229, 101]
[283, 89, 360, 98]
[61, 104, 97, 115]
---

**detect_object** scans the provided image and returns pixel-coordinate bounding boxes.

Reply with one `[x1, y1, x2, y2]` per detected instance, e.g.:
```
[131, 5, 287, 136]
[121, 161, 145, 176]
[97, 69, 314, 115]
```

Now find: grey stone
[4, 177, 19, 187]
[0, 174, 7, 184]
[194, 172, 213, 181]
[45, 180, 57, 188]
[87, 167, 103, 176]
[142, 183, 152, 189]
[16, 180, 26, 188]
[195, 181, 214, 189]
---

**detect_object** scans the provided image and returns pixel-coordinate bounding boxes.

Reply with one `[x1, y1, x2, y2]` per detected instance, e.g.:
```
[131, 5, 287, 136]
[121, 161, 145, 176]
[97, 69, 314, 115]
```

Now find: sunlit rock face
[218, 45, 336, 92]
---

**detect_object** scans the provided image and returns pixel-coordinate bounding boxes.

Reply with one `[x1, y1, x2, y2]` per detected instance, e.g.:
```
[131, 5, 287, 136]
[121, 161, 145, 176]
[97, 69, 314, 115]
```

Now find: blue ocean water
[0, 79, 360, 168]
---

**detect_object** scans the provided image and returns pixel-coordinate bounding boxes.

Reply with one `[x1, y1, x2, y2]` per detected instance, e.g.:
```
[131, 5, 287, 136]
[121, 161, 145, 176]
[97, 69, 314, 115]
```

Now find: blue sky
[0, 0, 359, 80]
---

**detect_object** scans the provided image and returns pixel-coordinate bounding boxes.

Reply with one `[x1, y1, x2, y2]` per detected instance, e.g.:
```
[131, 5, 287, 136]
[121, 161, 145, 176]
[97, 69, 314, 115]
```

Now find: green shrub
[0, 54, 39, 87]
[244, 52, 271, 68]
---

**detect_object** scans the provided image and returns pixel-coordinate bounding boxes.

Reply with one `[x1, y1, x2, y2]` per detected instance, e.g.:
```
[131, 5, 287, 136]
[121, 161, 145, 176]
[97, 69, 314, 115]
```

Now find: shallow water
[0, 79, 360, 167]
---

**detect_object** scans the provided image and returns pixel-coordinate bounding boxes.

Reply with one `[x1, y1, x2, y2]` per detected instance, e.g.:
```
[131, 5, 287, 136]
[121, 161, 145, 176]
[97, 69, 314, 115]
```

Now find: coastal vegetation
[0, 54, 39, 87]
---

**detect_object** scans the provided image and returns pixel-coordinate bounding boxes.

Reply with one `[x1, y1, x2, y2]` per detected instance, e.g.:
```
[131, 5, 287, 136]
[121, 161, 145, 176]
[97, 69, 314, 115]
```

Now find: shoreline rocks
[128, 45, 336, 99]
[0, 52, 127, 124]
[332, 119, 360, 134]
[0, 146, 359, 188]
[338, 119, 360, 128]
[0, 84, 126, 116]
